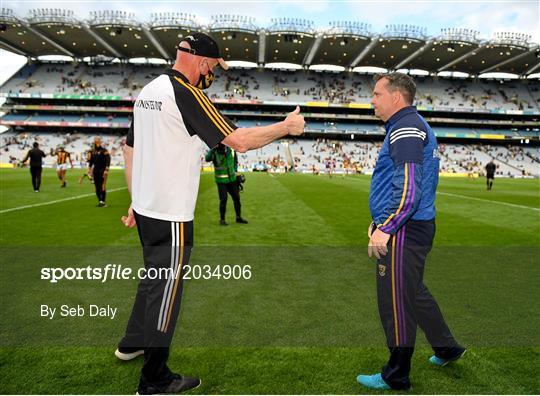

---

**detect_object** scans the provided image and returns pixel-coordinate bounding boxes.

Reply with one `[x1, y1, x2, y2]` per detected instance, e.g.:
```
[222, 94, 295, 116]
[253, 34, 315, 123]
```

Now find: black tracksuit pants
[217, 181, 241, 220]
[119, 211, 193, 389]
[92, 169, 106, 202]
[376, 220, 459, 390]
[30, 166, 42, 191]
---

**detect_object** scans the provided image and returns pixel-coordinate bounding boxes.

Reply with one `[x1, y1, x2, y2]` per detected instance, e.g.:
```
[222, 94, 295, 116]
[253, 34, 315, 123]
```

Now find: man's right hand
[284, 106, 305, 136]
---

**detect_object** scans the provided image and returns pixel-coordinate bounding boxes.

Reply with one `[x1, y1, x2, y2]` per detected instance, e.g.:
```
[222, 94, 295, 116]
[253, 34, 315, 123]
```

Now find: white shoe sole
[115, 348, 144, 361]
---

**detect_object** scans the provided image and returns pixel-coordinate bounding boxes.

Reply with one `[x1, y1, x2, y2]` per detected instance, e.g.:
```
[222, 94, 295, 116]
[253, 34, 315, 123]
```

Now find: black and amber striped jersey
[127, 68, 237, 222]
[56, 150, 71, 165]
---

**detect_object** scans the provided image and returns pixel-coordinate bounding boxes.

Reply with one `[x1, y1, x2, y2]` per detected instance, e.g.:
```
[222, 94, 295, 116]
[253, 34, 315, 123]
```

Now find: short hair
[374, 72, 416, 105]
[33, 142, 38, 148]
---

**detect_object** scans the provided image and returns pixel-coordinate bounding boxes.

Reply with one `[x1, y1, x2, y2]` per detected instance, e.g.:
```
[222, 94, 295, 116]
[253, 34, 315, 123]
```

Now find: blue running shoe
[429, 348, 467, 367]
[356, 373, 391, 390]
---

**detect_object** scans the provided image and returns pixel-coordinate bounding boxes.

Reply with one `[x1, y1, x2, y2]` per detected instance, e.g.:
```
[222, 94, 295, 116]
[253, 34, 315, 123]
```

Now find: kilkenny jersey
[127, 69, 237, 222]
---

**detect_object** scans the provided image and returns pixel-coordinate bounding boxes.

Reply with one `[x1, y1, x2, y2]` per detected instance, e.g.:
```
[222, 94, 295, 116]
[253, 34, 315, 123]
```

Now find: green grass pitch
[1, 168, 539, 394]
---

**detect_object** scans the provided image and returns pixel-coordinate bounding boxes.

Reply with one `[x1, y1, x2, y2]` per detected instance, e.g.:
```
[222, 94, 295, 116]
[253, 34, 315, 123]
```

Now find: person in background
[21, 142, 46, 192]
[485, 160, 496, 190]
[54, 145, 73, 188]
[79, 148, 94, 184]
[88, 137, 110, 207]
[205, 143, 247, 225]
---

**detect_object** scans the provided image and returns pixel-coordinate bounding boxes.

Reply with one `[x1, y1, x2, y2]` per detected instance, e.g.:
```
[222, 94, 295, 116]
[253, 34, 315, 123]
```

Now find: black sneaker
[220, 220, 228, 226]
[138, 374, 201, 395]
[236, 217, 248, 224]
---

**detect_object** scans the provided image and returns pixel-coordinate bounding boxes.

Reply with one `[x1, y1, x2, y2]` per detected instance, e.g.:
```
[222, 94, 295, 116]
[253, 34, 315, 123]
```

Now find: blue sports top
[369, 106, 440, 234]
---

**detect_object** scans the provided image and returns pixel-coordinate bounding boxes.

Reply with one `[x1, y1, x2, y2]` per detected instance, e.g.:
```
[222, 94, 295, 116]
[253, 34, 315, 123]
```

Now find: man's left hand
[368, 228, 391, 259]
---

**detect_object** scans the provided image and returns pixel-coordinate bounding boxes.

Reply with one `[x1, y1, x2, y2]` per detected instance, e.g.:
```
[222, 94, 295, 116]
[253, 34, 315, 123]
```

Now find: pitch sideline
[437, 191, 540, 211]
[0, 187, 127, 214]
[2, 187, 538, 214]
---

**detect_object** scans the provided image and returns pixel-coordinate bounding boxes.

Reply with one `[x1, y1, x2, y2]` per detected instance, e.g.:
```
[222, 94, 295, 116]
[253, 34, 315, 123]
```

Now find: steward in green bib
[205, 143, 248, 225]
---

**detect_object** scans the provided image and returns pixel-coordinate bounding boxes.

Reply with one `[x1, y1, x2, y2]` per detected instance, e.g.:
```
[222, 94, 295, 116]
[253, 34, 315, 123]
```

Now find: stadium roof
[1, 8, 539, 76]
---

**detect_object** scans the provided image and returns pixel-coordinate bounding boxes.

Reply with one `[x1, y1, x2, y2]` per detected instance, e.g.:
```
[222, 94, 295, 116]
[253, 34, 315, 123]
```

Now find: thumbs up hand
[284, 106, 305, 136]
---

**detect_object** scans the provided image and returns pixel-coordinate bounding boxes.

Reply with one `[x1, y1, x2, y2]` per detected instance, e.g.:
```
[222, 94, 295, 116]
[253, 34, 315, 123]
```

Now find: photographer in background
[205, 143, 247, 225]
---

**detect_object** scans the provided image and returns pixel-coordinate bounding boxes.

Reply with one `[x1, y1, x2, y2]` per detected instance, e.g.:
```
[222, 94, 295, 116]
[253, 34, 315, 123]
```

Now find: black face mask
[196, 70, 214, 90]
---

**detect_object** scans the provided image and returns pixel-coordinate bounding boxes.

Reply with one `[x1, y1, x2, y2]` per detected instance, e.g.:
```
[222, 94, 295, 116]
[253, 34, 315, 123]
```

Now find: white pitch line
[0, 187, 127, 214]
[437, 191, 540, 211]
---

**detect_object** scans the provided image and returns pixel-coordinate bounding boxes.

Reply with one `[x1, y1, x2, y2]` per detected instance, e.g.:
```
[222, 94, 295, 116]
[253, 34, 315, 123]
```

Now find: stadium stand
[30, 114, 82, 122]
[3, 131, 538, 176]
[1, 11, 538, 178]
[1, 64, 538, 176]
[2, 64, 539, 113]
[2, 114, 29, 121]
[414, 77, 539, 112]
[1, 131, 125, 167]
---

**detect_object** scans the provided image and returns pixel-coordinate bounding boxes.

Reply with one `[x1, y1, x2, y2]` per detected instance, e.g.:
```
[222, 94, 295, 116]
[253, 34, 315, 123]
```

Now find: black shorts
[486, 173, 495, 179]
